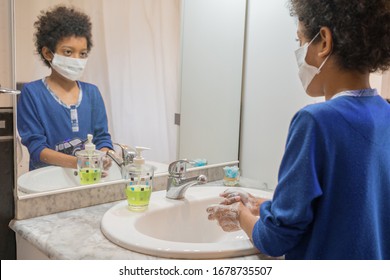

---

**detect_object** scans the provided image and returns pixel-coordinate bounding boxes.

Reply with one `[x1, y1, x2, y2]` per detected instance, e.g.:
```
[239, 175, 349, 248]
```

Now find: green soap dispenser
[124, 146, 156, 212]
[75, 134, 105, 185]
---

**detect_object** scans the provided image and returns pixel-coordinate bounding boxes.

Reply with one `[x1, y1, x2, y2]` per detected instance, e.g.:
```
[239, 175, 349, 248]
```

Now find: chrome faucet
[166, 159, 207, 199]
[106, 143, 136, 167]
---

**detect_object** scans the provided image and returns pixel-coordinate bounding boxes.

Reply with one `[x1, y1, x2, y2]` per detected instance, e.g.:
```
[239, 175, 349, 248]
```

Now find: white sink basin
[18, 164, 122, 193]
[101, 186, 272, 259]
[18, 161, 168, 194]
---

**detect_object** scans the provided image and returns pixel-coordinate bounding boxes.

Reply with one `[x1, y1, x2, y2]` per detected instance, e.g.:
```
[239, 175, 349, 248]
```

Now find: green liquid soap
[79, 168, 102, 185]
[126, 185, 152, 211]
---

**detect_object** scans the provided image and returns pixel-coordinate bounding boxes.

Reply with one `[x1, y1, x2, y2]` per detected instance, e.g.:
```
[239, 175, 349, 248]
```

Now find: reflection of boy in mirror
[17, 6, 113, 171]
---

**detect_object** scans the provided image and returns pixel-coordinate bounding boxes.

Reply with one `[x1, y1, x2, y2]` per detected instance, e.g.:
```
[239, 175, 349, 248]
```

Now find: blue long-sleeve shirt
[17, 79, 113, 170]
[253, 92, 390, 259]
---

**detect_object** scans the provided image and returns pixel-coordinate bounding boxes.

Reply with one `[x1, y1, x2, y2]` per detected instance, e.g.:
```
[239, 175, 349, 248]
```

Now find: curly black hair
[288, 0, 390, 73]
[34, 5, 93, 67]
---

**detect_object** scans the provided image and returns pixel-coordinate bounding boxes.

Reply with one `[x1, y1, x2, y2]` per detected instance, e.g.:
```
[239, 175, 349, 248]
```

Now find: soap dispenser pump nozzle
[84, 134, 96, 154]
[133, 146, 150, 165]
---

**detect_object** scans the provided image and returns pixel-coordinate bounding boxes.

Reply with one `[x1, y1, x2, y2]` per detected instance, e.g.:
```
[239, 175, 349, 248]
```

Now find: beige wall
[370, 71, 390, 99]
[0, 0, 13, 107]
[380, 71, 390, 99]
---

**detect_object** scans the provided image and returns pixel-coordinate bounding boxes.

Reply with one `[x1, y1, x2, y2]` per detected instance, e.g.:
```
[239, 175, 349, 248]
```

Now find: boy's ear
[42, 46, 54, 62]
[318, 26, 333, 58]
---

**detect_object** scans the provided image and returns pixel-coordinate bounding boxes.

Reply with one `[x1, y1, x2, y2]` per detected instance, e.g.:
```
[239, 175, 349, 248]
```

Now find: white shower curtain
[16, 0, 180, 165]
[102, 0, 180, 163]
[82, 0, 180, 163]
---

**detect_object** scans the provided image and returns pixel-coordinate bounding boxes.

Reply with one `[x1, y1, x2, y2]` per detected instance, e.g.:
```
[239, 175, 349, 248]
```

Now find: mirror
[14, 0, 245, 195]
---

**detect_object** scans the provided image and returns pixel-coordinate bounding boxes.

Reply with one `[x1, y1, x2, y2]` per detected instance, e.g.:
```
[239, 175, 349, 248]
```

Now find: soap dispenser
[75, 134, 105, 185]
[124, 146, 156, 212]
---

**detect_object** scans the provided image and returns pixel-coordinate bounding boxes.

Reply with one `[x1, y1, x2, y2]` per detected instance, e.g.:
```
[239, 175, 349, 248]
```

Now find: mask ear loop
[308, 32, 321, 45]
[316, 54, 331, 74]
[315, 31, 333, 75]
[49, 50, 56, 63]
[307, 31, 332, 75]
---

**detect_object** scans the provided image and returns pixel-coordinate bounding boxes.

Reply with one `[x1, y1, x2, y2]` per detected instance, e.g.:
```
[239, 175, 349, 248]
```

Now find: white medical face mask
[50, 53, 87, 81]
[294, 33, 330, 91]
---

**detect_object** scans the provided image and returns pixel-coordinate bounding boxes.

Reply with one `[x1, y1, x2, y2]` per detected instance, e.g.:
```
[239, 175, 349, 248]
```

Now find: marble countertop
[10, 180, 278, 260]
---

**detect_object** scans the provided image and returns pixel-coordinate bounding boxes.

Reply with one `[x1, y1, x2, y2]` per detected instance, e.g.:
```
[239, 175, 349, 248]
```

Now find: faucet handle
[113, 143, 136, 165]
[113, 142, 129, 154]
[168, 159, 190, 176]
[106, 150, 124, 166]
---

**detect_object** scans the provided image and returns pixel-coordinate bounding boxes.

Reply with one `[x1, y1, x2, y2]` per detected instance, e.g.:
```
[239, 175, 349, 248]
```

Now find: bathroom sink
[18, 161, 168, 194]
[101, 186, 272, 259]
[18, 164, 123, 193]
